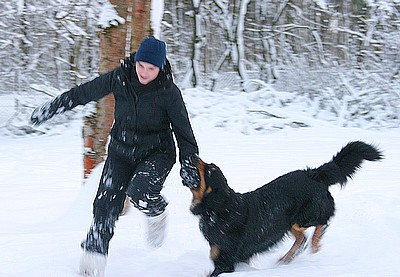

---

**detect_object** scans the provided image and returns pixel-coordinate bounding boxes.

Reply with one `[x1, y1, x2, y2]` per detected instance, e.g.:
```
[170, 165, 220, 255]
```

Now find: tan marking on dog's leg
[210, 245, 220, 261]
[278, 225, 307, 264]
[311, 225, 324, 253]
[292, 223, 307, 232]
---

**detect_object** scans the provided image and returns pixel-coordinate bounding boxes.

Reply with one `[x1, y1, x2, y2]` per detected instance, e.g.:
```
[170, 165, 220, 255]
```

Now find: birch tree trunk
[190, 0, 203, 87]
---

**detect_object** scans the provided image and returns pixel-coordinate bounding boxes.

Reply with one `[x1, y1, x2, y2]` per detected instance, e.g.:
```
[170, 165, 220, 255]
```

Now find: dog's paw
[208, 267, 234, 276]
[79, 251, 107, 277]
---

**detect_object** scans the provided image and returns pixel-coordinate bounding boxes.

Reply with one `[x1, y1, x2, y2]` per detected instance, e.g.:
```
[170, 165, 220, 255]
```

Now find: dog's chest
[203, 211, 231, 237]
[199, 209, 241, 241]
[200, 211, 218, 227]
[199, 211, 227, 242]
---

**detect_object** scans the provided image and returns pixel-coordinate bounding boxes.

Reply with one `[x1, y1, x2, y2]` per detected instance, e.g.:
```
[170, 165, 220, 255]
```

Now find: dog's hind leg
[311, 224, 328, 253]
[278, 224, 307, 264]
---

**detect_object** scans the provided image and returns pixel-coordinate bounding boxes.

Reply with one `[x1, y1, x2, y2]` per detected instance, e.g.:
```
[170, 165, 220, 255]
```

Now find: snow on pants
[81, 150, 174, 255]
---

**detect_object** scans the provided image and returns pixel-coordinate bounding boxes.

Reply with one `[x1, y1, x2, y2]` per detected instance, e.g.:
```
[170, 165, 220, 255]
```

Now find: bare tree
[190, 0, 204, 87]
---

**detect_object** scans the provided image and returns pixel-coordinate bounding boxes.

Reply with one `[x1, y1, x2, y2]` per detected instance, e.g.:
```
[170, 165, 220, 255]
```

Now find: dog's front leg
[209, 245, 235, 276]
[209, 265, 235, 277]
[209, 267, 230, 277]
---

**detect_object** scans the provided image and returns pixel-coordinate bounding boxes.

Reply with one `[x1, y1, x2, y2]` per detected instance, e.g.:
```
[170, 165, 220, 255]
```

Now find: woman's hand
[180, 159, 200, 189]
[30, 97, 65, 126]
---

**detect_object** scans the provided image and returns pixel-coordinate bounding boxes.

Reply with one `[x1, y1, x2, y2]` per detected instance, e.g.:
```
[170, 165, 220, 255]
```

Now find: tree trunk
[190, 0, 203, 87]
[83, 0, 151, 179]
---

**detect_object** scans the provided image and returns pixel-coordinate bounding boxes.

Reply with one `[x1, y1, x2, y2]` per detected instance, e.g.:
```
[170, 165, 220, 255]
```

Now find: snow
[1, 86, 399, 277]
[151, 0, 164, 38]
[97, 1, 125, 29]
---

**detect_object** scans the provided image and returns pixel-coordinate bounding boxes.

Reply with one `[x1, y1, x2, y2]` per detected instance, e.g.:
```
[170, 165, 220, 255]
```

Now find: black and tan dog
[187, 141, 383, 276]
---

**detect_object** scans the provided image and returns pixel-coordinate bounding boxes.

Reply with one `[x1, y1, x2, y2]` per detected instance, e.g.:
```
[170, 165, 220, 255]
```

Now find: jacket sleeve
[166, 85, 199, 162]
[57, 70, 117, 111]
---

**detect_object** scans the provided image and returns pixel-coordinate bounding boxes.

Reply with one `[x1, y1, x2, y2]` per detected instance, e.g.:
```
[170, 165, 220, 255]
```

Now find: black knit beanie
[134, 37, 166, 69]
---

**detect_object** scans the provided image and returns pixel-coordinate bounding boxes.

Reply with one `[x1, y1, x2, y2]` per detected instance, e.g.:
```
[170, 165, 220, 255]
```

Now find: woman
[30, 37, 200, 276]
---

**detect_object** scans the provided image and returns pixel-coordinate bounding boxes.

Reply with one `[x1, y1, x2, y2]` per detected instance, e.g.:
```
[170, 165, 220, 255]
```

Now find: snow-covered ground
[1, 87, 399, 276]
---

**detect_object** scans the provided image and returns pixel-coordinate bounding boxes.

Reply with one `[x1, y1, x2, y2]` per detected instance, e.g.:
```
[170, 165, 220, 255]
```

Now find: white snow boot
[79, 250, 107, 277]
[146, 211, 167, 248]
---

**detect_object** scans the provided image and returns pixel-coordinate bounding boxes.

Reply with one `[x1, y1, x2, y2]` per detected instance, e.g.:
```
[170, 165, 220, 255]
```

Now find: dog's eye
[207, 169, 212, 177]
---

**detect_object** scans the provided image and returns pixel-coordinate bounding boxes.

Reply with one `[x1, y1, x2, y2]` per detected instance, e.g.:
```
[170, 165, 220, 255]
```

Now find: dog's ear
[205, 163, 230, 194]
[199, 163, 233, 212]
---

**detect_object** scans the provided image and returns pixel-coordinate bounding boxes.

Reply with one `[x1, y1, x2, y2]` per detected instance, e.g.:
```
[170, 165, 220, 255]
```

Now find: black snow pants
[81, 142, 175, 255]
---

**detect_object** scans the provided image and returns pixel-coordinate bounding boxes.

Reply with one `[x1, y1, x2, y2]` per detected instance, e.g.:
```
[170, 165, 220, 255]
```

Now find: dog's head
[188, 154, 232, 215]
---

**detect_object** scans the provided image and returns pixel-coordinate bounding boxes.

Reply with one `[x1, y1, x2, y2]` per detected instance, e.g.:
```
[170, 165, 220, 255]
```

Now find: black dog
[187, 141, 383, 276]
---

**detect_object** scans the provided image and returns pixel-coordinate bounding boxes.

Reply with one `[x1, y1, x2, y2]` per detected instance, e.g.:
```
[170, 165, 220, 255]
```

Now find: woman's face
[135, 61, 160, 85]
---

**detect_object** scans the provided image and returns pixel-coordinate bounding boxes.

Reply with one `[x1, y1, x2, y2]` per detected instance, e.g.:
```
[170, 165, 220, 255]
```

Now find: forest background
[0, 0, 399, 135]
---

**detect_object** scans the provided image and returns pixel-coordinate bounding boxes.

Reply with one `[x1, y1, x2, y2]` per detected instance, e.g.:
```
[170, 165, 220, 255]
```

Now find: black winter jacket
[56, 54, 198, 163]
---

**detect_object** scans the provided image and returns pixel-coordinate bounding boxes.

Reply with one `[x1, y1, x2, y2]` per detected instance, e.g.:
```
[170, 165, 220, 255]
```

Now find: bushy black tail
[309, 141, 383, 187]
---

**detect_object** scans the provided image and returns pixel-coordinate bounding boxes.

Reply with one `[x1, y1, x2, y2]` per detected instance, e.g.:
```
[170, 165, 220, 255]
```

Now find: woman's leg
[125, 153, 174, 247]
[126, 153, 174, 216]
[81, 154, 132, 255]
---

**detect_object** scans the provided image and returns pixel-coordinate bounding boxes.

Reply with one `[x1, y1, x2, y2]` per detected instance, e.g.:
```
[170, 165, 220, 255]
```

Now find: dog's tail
[310, 141, 383, 187]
